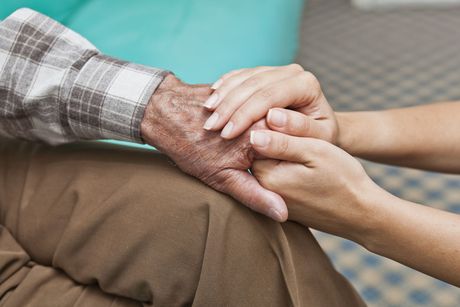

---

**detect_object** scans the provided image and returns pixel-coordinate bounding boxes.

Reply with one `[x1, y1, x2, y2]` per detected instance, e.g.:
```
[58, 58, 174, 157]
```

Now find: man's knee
[0, 142, 363, 306]
[38, 143, 285, 304]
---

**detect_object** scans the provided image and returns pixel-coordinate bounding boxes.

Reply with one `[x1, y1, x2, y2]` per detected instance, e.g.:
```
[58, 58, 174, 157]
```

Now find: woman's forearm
[358, 189, 460, 286]
[336, 102, 460, 173]
[248, 120, 460, 285]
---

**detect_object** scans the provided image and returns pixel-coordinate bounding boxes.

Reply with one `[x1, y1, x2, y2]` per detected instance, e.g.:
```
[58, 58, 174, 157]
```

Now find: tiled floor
[298, 0, 460, 306]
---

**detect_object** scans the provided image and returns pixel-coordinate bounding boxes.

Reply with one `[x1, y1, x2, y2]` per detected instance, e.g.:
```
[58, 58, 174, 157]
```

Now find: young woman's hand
[250, 129, 383, 241]
[202, 65, 338, 143]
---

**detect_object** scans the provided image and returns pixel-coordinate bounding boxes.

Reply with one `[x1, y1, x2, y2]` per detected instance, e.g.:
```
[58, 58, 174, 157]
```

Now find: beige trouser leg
[0, 140, 365, 307]
[0, 225, 140, 307]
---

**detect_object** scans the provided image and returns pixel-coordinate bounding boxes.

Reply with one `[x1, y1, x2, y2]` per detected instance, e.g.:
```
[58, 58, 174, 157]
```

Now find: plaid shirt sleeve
[0, 8, 168, 145]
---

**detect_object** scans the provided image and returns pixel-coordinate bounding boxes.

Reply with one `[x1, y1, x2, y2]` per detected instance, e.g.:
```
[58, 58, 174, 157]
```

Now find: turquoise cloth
[1, 0, 304, 83]
[1, 0, 305, 148]
[0, 0, 82, 23]
[71, 0, 304, 83]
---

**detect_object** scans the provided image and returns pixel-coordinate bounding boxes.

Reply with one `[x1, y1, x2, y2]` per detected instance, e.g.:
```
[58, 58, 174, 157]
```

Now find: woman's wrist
[308, 176, 391, 246]
[351, 184, 400, 252]
[335, 111, 389, 158]
[344, 179, 395, 250]
[335, 112, 356, 152]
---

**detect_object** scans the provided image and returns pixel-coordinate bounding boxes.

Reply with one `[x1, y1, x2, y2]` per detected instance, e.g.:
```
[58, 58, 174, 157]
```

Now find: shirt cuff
[65, 53, 169, 144]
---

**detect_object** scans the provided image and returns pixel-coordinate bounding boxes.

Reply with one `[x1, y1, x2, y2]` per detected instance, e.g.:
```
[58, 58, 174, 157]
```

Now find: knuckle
[310, 139, 327, 156]
[300, 116, 311, 135]
[214, 102, 231, 118]
[229, 111, 243, 125]
[277, 137, 290, 156]
[289, 63, 304, 72]
[298, 71, 322, 100]
[257, 88, 274, 100]
[232, 107, 257, 125]
[299, 70, 314, 82]
[242, 76, 261, 88]
[303, 71, 321, 88]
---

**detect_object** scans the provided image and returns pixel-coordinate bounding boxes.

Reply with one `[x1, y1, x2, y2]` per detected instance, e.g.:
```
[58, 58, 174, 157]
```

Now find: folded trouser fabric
[0, 140, 366, 307]
[0, 226, 140, 306]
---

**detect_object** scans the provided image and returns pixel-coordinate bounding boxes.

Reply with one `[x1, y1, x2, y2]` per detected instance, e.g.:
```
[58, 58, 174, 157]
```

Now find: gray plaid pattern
[0, 8, 167, 144]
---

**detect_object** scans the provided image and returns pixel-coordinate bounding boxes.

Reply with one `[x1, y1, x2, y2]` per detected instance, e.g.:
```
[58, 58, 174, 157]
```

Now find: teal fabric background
[0, 0, 82, 23]
[0, 0, 304, 84]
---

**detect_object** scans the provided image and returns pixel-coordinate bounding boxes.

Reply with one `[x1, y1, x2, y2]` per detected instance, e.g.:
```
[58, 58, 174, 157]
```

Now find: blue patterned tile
[409, 289, 432, 304]
[363, 255, 381, 267]
[362, 286, 382, 302]
[384, 272, 404, 285]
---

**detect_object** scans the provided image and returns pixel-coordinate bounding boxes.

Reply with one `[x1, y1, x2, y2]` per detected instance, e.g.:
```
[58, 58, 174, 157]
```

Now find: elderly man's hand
[141, 74, 287, 222]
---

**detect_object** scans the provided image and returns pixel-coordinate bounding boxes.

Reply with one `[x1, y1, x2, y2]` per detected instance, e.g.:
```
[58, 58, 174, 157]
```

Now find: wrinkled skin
[140, 74, 287, 221]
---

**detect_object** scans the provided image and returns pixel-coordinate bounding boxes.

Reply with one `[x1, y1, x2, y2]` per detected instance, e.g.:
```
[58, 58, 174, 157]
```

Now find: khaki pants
[0, 140, 365, 307]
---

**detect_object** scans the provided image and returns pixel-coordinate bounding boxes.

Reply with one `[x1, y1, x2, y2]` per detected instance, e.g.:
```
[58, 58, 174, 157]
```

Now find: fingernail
[268, 208, 283, 222]
[203, 112, 219, 130]
[268, 109, 287, 127]
[211, 79, 223, 90]
[203, 93, 220, 109]
[221, 121, 234, 138]
[250, 131, 270, 147]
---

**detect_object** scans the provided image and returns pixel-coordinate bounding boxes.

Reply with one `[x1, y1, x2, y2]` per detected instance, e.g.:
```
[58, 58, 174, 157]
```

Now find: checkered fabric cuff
[0, 8, 167, 144]
[67, 54, 168, 143]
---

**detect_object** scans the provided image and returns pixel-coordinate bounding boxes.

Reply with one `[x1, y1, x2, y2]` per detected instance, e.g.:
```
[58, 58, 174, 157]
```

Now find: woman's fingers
[267, 108, 323, 138]
[211, 69, 244, 89]
[250, 130, 325, 163]
[203, 66, 275, 110]
[217, 71, 319, 139]
[204, 67, 301, 132]
[203, 65, 328, 141]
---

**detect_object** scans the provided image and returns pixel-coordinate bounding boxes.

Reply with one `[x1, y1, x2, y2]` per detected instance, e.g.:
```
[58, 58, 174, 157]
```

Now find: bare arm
[336, 103, 460, 282]
[363, 189, 460, 286]
[249, 130, 460, 286]
[337, 102, 460, 173]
